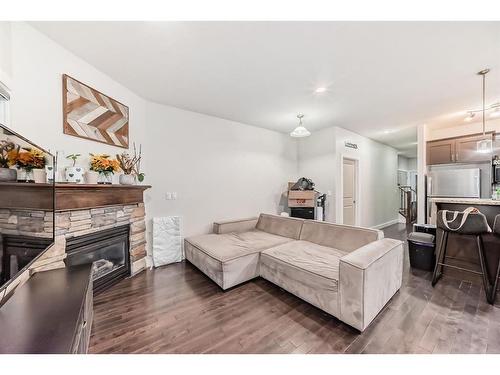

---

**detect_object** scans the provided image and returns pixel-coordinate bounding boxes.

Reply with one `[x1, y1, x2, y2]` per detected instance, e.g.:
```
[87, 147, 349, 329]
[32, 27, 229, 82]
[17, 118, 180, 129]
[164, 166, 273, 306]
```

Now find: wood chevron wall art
[62, 74, 129, 148]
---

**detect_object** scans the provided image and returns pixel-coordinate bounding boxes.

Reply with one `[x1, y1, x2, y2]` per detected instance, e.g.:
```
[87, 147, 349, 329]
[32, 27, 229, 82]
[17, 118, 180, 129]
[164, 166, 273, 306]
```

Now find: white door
[343, 158, 357, 225]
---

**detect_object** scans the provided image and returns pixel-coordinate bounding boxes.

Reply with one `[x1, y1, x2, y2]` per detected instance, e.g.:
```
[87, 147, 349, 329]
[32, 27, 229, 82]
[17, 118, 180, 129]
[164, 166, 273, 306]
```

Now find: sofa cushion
[299, 220, 382, 253]
[261, 240, 348, 288]
[260, 240, 348, 316]
[185, 229, 293, 262]
[185, 239, 262, 290]
[256, 214, 304, 239]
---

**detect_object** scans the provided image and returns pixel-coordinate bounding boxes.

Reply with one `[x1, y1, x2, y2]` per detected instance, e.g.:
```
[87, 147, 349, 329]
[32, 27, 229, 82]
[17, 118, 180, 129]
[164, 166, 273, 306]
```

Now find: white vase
[84, 170, 99, 184]
[33, 168, 47, 184]
[65, 166, 84, 183]
[98, 172, 113, 184]
[119, 174, 136, 185]
[45, 165, 55, 183]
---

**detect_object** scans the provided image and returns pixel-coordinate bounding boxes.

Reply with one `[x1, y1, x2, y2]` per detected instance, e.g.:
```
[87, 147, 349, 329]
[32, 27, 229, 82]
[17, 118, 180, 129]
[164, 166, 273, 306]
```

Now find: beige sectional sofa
[184, 214, 403, 331]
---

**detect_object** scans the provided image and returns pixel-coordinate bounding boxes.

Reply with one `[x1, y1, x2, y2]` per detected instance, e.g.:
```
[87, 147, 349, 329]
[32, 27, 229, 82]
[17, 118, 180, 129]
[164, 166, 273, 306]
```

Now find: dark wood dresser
[0, 265, 93, 354]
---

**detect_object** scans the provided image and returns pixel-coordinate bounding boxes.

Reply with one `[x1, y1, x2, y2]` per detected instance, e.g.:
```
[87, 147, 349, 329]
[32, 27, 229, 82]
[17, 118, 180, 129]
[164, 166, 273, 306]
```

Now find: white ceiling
[31, 21, 500, 157]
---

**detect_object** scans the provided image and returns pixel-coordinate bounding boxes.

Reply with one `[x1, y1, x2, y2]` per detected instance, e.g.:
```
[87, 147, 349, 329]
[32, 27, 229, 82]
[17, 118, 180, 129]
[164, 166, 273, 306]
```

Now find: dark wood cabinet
[456, 133, 493, 163]
[427, 138, 455, 165]
[71, 273, 93, 353]
[0, 265, 93, 354]
[427, 133, 493, 165]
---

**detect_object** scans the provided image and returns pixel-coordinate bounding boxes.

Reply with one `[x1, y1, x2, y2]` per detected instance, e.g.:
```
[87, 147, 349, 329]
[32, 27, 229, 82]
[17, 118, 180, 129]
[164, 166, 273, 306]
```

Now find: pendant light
[477, 69, 493, 154]
[290, 113, 311, 138]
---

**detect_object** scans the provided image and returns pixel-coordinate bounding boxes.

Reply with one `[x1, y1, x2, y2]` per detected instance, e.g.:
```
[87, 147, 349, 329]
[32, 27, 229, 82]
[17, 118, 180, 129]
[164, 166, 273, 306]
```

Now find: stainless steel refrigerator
[426, 168, 481, 222]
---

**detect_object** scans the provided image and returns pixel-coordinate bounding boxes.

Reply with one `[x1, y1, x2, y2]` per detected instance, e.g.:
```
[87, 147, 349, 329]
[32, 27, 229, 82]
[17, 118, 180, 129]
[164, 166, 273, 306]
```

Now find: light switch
[165, 192, 172, 200]
[172, 192, 178, 200]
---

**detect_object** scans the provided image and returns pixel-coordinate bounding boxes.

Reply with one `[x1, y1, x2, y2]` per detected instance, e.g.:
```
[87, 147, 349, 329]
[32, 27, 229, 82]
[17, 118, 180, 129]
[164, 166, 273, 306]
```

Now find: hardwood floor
[89, 223, 500, 354]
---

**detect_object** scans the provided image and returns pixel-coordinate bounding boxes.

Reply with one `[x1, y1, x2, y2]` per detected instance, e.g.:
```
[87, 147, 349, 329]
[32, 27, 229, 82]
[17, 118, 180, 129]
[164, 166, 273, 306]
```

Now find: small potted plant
[116, 143, 144, 185]
[16, 147, 46, 183]
[89, 153, 120, 184]
[65, 153, 84, 183]
[0, 140, 19, 182]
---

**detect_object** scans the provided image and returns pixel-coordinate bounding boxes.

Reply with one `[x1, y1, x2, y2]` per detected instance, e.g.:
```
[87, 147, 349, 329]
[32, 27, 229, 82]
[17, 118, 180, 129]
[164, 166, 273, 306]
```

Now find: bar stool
[489, 214, 500, 304]
[432, 209, 492, 303]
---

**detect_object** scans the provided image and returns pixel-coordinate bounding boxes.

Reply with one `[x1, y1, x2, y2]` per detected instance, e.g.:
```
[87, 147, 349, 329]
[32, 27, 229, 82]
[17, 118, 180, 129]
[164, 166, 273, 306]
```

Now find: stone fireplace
[65, 225, 130, 293]
[0, 183, 150, 298]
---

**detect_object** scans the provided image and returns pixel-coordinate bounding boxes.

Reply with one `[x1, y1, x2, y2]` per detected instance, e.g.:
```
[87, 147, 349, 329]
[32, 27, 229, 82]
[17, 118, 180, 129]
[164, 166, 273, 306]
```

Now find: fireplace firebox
[65, 225, 130, 294]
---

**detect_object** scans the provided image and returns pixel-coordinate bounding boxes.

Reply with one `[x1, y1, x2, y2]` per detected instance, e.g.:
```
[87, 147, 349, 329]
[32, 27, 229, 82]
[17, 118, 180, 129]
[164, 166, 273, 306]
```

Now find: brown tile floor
[89, 223, 500, 353]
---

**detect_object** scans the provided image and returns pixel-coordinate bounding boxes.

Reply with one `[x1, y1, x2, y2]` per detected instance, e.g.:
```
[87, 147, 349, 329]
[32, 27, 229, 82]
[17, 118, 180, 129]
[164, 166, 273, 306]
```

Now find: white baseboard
[371, 219, 399, 230]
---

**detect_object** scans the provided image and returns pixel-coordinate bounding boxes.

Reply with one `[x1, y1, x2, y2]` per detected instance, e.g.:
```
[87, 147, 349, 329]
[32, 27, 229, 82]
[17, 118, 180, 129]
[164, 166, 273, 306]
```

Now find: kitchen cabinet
[427, 133, 493, 165]
[427, 138, 455, 165]
[456, 133, 493, 163]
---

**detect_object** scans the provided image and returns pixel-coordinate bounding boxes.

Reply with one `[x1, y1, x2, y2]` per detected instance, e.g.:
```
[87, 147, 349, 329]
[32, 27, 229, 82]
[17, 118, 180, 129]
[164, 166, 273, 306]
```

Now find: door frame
[338, 155, 360, 226]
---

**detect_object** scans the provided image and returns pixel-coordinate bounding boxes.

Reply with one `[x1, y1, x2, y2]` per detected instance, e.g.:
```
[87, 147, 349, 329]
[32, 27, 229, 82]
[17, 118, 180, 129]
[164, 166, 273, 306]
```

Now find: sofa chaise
[184, 214, 403, 331]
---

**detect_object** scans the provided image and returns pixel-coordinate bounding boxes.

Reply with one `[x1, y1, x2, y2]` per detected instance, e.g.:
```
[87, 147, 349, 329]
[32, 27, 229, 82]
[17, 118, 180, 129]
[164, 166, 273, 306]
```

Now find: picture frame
[62, 74, 129, 148]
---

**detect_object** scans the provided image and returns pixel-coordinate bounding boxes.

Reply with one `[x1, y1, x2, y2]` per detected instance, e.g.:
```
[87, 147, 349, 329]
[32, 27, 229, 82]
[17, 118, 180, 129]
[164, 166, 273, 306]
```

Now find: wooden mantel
[0, 183, 151, 211]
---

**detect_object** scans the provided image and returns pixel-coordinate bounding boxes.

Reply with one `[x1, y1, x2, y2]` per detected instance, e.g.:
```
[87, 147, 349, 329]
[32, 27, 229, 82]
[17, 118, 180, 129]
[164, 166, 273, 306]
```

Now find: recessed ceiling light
[315, 87, 327, 93]
[383, 129, 393, 134]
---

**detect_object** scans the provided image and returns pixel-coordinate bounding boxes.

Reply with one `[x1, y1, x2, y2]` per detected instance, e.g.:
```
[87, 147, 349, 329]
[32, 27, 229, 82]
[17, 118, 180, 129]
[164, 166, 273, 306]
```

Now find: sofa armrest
[213, 217, 258, 234]
[338, 238, 403, 331]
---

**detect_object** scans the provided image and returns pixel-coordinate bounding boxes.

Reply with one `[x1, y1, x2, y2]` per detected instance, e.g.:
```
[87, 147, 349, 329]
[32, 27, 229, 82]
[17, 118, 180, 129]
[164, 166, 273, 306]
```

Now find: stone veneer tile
[1, 202, 148, 300]
[131, 220, 146, 234]
[70, 213, 91, 221]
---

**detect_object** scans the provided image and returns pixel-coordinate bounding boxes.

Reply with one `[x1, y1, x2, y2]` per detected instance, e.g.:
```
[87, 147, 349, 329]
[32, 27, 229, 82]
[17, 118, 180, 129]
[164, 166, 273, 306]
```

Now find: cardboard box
[288, 198, 315, 207]
[288, 190, 317, 200]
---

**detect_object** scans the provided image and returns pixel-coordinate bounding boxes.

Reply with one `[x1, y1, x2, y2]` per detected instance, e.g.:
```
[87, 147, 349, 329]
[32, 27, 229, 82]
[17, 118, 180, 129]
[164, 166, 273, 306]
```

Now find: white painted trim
[338, 154, 361, 226]
[371, 219, 399, 230]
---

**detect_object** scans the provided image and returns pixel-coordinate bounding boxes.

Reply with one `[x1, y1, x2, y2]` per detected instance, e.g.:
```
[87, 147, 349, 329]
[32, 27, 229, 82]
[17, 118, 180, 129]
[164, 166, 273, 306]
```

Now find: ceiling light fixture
[476, 69, 493, 154]
[290, 113, 311, 138]
[315, 87, 327, 93]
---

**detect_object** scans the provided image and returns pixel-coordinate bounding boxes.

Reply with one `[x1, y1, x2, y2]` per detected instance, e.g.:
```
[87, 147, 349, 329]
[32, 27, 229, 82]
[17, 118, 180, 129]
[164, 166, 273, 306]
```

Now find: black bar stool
[489, 215, 500, 304]
[432, 209, 492, 303]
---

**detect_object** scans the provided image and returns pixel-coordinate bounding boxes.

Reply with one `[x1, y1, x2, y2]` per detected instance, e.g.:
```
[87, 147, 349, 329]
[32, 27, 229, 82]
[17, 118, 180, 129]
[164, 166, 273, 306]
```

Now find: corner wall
[5, 22, 299, 265]
[298, 126, 400, 228]
[144, 102, 298, 239]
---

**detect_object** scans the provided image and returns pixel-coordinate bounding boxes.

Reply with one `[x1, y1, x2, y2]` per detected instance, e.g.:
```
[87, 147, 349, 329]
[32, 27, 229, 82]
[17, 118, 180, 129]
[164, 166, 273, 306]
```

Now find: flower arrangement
[89, 153, 121, 174]
[116, 143, 144, 183]
[16, 147, 46, 171]
[0, 140, 20, 168]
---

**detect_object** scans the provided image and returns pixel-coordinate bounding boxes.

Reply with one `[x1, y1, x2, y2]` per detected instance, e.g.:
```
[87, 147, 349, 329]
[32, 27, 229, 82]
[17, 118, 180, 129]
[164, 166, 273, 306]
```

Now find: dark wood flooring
[89, 223, 500, 354]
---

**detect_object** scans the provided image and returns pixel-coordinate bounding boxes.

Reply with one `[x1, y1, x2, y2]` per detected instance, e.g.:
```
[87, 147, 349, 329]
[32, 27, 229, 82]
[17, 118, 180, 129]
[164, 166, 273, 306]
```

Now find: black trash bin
[407, 232, 436, 271]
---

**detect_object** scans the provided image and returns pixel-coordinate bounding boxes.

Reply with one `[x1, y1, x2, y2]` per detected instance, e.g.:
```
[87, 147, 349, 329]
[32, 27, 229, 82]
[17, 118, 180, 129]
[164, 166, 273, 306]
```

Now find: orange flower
[89, 153, 121, 173]
[16, 148, 46, 171]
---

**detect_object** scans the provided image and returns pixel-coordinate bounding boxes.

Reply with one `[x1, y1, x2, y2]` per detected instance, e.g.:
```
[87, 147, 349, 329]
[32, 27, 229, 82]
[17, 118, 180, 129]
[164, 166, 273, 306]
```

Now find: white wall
[298, 126, 399, 228]
[9, 22, 148, 182]
[427, 118, 500, 141]
[0, 22, 12, 87]
[7, 22, 298, 261]
[297, 127, 336, 221]
[398, 155, 409, 171]
[408, 157, 417, 170]
[145, 102, 297, 238]
[398, 155, 417, 171]
[334, 127, 399, 228]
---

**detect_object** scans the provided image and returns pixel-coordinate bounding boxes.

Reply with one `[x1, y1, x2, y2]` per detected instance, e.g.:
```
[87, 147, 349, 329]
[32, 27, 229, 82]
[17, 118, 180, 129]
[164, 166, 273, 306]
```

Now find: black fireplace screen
[65, 225, 130, 294]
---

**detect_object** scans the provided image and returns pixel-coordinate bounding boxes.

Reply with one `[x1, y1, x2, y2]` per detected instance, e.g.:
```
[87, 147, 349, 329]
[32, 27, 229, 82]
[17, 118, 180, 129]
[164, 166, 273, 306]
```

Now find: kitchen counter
[430, 197, 500, 206]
